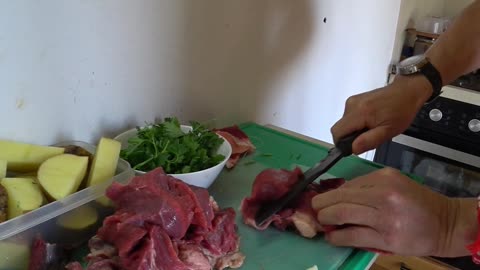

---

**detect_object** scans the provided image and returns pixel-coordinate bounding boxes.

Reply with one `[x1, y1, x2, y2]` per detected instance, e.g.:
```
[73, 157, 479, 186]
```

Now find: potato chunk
[0, 140, 64, 172]
[0, 160, 6, 179]
[1, 178, 45, 219]
[0, 242, 30, 270]
[37, 154, 88, 200]
[57, 205, 98, 230]
[87, 138, 121, 187]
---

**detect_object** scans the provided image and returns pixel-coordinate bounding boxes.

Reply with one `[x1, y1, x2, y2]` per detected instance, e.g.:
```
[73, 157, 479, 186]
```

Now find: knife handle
[335, 128, 368, 156]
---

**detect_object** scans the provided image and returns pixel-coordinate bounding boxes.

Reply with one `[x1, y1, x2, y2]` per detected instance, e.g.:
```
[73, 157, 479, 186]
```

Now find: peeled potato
[56, 205, 98, 230]
[38, 154, 88, 200]
[0, 160, 6, 179]
[87, 137, 121, 187]
[0, 140, 64, 172]
[0, 242, 30, 270]
[1, 178, 45, 219]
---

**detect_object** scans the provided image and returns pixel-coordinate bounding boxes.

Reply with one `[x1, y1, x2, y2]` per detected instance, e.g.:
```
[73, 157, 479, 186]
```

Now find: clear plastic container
[0, 141, 134, 270]
[416, 16, 452, 34]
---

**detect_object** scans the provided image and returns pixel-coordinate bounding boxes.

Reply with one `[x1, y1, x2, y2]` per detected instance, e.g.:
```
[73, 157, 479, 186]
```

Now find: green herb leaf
[120, 117, 225, 174]
[244, 160, 256, 166]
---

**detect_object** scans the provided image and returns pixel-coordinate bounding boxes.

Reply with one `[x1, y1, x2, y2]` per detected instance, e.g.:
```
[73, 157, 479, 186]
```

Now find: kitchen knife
[255, 129, 367, 226]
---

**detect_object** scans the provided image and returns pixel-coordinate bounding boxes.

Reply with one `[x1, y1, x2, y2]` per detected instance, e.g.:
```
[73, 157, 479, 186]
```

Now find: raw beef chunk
[78, 168, 244, 270]
[28, 238, 69, 270]
[240, 167, 345, 238]
[215, 125, 255, 169]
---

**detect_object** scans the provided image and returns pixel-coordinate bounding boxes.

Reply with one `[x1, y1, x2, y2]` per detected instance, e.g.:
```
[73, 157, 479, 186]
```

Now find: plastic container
[416, 16, 451, 34]
[114, 125, 232, 188]
[0, 141, 134, 270]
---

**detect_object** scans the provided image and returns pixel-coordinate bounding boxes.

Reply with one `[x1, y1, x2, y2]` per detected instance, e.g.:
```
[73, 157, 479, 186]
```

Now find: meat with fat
[65, 262, 84, 270]
[240, 167, 345, 238]
[215, 125, 255, 169]
[28, 238, 69, 270]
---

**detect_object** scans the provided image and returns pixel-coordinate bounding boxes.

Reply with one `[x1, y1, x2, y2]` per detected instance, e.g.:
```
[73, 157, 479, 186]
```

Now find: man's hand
[311, 168, 478, 257]
[331, 76, 432, 155]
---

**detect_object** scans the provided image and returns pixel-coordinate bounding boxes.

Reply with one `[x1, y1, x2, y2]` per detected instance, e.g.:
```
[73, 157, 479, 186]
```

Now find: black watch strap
[420, 60, 443, 103]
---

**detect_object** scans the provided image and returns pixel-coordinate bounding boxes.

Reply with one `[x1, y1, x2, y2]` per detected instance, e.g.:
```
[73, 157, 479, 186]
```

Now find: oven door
[374, 133, 480, 269]
[374, 134, 480, 198]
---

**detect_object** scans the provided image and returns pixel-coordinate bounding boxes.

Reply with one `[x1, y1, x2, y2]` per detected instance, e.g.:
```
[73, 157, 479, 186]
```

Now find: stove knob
[429, 109, 443, 122]
[468, 119, 480, 132]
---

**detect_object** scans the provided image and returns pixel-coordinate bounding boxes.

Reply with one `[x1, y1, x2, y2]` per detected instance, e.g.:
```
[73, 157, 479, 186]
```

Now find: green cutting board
[209, 162, 353, 270]
[208, 123, 421, 270]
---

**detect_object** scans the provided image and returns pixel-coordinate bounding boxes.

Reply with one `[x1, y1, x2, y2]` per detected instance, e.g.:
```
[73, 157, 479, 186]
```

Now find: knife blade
[254, 128, 367, 226]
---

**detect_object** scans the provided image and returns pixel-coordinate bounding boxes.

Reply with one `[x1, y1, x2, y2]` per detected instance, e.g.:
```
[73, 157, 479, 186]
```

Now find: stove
[374, 71, 480, 269]
[451, 70, 480, 92]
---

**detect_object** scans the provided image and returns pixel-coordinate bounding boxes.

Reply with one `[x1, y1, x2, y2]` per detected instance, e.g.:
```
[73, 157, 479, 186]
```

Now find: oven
[373, 73, 480, 269]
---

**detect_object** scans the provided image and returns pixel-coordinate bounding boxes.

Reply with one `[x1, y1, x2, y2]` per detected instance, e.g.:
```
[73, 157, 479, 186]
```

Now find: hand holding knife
[255, 128, 367, 226]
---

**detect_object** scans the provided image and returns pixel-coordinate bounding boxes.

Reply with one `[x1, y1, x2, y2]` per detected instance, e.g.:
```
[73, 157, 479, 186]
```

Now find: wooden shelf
[406, 28, 441, 39]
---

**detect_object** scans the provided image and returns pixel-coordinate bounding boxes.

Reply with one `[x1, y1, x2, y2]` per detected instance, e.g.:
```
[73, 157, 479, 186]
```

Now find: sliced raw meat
[123, 226, 188, 270]
[189, 185, 215, 230]
[84, 237, 121, 270]
[28, 238, 68, 270]
[86, 236, 118, 262]
[215, 125, 255, 169]
[85, 259, 119, 270]
[240, 167, 345, 238]
[97, 214, 148, 257]
[201, 208, 240, 256]
[106, 168, 213, 238]
[65, 262, 84, 270]
[74, 167, 244, 270]
[240, 167, 304, 230]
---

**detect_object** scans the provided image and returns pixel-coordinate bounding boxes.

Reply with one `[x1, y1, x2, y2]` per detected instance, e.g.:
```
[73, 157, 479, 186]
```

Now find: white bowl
[114, 125, 232, 188]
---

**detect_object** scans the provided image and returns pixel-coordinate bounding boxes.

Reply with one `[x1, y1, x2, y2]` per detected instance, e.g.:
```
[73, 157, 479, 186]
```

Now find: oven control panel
[413, 97, 480, 141]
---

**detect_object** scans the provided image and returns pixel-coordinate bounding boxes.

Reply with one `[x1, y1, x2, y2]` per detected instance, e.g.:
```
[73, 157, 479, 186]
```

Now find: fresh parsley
[120, 117, 225, 174]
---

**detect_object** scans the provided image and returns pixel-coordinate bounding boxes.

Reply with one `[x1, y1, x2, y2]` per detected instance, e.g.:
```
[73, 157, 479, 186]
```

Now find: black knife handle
[335, 128, 368, 156]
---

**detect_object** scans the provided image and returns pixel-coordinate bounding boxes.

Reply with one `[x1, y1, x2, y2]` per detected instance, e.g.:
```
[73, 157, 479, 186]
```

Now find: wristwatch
[396, 54, 443, 103]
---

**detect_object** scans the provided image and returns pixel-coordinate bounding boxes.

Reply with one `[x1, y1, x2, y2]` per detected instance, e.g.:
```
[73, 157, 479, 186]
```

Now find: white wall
[1, 1, 188, 145]
[0, 0, 401, 149]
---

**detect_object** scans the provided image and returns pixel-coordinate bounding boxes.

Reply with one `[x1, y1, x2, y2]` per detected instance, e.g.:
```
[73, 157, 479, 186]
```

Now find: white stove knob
[429, 109, 442, 122]
[469, 119, 480, 132]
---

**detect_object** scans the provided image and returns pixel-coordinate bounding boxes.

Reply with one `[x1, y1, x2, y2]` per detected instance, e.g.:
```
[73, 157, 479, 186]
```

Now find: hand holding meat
[311, 168, 478, 257]
[330, 76, 433, 155]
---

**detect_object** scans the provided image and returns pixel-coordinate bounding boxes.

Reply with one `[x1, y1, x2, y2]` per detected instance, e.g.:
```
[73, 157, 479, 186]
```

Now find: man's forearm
[426, 0, 480, 84]
[425, 2, 480, 256]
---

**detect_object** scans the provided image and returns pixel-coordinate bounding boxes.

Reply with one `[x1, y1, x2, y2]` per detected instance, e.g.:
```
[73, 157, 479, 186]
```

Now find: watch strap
[420, 59, 443, 103]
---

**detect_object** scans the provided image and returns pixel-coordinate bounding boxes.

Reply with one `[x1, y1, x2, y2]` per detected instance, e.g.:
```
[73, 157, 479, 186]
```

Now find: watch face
[399, 55, 424, 67]
[397, 55, 426, 74]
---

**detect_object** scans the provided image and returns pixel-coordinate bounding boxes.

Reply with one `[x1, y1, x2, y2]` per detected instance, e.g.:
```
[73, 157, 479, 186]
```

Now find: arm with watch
[312, 0, 480, 261]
